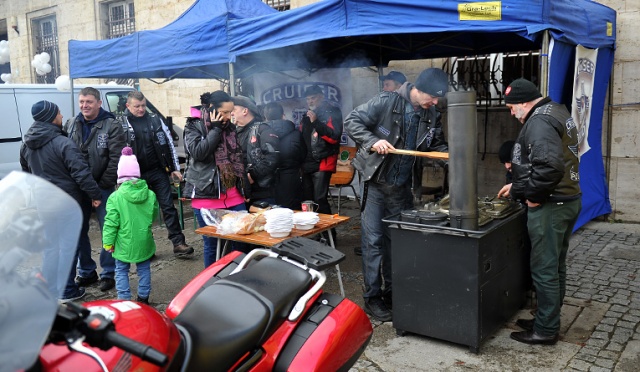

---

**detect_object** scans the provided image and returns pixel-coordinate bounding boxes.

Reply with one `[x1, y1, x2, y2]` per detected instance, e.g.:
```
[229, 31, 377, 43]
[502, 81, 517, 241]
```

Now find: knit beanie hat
[504, 78, 542, 104]
[414, 68, 449, 98]
[117, 147, 141, 184]
[31, 100, 59, 123]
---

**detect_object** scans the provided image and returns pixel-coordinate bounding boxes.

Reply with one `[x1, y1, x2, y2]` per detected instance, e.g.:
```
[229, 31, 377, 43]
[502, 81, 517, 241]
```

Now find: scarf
[214, 120, 245, 191]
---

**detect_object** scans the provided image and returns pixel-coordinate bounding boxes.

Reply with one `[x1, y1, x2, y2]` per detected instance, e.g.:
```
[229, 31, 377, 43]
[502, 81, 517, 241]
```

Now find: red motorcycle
[0, 172, 372, 372]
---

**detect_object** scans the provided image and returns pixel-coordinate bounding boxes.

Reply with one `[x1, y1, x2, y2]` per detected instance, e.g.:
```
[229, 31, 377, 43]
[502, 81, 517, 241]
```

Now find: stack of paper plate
[293, 211, 320, 230]
[264, 208, 294, 238]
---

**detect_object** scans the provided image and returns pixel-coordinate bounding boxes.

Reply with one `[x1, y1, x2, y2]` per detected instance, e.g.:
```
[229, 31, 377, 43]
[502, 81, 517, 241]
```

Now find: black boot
[364, 296, 392, 322]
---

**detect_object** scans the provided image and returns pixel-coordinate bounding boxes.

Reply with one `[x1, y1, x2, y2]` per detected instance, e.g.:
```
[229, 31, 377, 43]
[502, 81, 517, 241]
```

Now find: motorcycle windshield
[0, 172, 82, 372]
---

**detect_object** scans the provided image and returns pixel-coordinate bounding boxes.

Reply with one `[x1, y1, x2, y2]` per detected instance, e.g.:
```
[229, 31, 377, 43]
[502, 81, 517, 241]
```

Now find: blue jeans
[77, 188, 116, 279]
[360, 181, 413, 298]
[194, 202, 247, 268]
[115, 259, 151, 300]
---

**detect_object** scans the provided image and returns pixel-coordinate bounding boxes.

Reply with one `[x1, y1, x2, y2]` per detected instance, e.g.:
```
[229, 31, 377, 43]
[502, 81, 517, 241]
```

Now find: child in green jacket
[103, 147, 158, 303]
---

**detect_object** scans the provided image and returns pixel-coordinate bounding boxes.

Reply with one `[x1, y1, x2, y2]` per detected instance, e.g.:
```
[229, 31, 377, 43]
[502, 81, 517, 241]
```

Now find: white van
[0, 84, 184, 178]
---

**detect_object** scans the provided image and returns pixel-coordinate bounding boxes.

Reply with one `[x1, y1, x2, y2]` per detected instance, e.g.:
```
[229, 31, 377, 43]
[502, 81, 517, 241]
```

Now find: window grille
[32, 16, 59, 84]
[106, 0, 135, 39]
[103, 0, 136, 85]
[264, 0, 290, 11]
[446, 51, 540, 106]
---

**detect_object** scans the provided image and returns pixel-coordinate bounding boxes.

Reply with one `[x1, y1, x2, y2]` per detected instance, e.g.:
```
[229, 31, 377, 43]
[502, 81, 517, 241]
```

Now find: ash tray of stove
[480, 197, 519, 218]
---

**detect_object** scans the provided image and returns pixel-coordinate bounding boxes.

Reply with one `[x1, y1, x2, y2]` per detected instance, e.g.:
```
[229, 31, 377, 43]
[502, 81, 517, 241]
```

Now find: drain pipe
[447, 90, 478, 230]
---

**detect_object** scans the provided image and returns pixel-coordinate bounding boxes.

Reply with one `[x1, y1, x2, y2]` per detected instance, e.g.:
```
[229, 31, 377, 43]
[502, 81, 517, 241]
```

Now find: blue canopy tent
[68, 0, 276, 81]
[69, 0, 616, 229]
[228, 0, 616, 230]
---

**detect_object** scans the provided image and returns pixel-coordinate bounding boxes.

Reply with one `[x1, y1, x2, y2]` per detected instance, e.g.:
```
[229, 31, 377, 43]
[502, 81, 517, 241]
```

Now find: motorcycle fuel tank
[39, 300, 182, 372]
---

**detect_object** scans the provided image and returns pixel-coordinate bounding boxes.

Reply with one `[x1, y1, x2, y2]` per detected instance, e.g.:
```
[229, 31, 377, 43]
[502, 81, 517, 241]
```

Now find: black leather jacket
[345, 83, 447, 192]
[510, 97, 581, 203]
[121, 110, 180, 174]
[64, 109, 126, 189]
[237, 120, 280, 190]
[300, 101, 343, 173]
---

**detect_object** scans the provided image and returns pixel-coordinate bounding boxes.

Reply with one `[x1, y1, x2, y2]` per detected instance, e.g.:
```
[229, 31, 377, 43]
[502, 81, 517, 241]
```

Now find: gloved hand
[210, 120, 224, 130]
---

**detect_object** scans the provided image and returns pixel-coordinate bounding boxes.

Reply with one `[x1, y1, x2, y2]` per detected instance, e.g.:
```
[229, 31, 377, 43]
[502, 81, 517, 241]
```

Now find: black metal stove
[383, 91, 529, 353]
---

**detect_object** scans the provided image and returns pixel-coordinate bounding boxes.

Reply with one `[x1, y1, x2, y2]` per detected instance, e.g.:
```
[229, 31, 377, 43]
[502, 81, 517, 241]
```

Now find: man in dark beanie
[497, 78, 581, 345]
[20, 100, 103, 303]
[299, 84, 343, 243]
[344, 67, 449, 322]
[379, 70, 407, 92]
[31, 100, 60, 123]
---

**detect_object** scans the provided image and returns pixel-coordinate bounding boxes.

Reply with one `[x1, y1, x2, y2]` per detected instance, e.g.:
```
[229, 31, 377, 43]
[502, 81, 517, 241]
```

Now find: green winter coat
[103, 179, 158, 263]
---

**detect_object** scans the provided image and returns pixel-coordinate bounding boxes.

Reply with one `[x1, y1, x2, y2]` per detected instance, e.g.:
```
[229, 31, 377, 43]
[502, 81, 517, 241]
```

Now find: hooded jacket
[510, 97, 581, 203]
[345, 83, 447, 193]
[267, 119, 305, 171]
[102, 179, 158, 263]
[64, 108, 126, 189]
[20, 120, 102, 202]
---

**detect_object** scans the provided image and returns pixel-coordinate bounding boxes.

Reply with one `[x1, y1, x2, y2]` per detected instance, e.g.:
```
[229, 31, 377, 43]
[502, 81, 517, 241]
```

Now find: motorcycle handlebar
[105, 330, 168, 366]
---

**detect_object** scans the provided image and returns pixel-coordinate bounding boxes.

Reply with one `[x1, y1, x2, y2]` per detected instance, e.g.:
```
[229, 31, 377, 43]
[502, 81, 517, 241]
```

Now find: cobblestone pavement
[563, 224, 640, 371]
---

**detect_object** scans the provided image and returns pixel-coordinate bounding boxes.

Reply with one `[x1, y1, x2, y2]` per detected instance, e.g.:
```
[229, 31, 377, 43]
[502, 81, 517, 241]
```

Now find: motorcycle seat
[175, 257, 312, 371]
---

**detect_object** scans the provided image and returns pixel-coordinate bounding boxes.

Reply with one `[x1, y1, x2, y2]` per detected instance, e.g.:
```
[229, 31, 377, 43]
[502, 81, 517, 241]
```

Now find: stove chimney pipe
[447, 90, 478, 230]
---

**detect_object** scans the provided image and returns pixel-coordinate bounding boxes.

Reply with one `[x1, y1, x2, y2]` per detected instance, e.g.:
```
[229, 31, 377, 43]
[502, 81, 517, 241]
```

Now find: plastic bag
[201, 209, 266, 235]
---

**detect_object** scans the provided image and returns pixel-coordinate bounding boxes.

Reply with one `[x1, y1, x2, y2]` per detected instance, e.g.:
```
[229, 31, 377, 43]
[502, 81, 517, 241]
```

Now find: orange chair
[329, 146, 361, 215]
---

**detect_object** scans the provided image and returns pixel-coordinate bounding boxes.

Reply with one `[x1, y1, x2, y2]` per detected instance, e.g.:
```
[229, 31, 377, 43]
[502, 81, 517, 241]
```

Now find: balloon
[55, 75, 71, 91]
[39, 52, 50, 63]
[41, 63, 52, 73]
[36, 68, 46, 76]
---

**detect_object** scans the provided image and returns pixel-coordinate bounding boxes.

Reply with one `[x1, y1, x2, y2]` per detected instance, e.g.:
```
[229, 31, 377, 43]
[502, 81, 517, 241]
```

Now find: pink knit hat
[117, 147, 140, 184]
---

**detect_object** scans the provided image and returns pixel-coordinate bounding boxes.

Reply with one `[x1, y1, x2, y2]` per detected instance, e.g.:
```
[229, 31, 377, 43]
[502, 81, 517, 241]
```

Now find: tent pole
[540, 30, 549, 96]
[70, 78, 75, 117]
[229, 63, 236, 96]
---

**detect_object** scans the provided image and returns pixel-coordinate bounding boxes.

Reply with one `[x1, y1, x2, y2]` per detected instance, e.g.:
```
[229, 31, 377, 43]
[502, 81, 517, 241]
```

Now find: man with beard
[498, 78, 581, 345]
